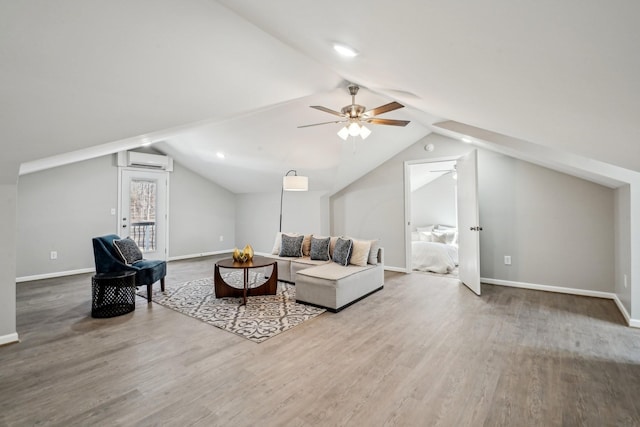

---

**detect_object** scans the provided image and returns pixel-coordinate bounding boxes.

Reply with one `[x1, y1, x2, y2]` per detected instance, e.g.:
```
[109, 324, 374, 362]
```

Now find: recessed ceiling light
[216, 152, 225, 159]
[333, 43, 359, 58]
[461, 137, 472, 143]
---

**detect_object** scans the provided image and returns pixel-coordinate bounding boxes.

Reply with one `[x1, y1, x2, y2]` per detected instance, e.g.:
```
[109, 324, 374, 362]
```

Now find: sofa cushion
[113, 237, 143, 265]
[280, 234, 304, 257]
[368, 239, 380, 265]
[310, 236, 330, 261]
[350, 239, 371, 267]
[272, 232, 299, 255]
[332, 237, 352, 266]
[297, 262, 375, 281]
[302, 234, 313, 257]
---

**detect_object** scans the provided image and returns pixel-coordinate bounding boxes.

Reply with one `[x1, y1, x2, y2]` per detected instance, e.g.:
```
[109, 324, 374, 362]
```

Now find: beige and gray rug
[138, 271, 325, 343]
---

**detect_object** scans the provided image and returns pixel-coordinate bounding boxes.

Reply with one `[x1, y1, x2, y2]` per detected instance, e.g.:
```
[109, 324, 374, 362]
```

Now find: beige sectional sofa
[263, 234, 384, 312]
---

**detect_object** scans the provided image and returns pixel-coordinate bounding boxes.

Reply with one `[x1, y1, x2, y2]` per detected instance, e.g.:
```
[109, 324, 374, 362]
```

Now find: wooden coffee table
[214, 256, 278, 305]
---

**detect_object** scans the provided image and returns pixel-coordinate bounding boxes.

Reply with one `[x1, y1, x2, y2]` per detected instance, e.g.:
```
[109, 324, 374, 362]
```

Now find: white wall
[331, 134, 616, 294]
[235, 190, 326, 254]
[0, 184, 18, 343]
[615, 185, 631, 312]
[169, 163, 235, 257]
[16, 156, 118, 277]
[478, 150, 615, 292]
[411, 173, 457, 229]
[331, 134, 470, 268]
[16, 155, 237, 278]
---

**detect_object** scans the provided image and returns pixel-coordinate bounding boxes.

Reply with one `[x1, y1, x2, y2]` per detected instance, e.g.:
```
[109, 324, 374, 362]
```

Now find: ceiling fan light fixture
[359, 125, 371, 139]
[333, 43, 359, 57]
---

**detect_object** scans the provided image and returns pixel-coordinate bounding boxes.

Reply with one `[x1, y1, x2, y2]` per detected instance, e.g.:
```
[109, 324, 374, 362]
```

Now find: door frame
[117, 166, 170, 260]
[403, 155, 461, 273]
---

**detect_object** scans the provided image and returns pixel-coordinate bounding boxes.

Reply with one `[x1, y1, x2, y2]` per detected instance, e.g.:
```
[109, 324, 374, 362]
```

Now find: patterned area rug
[138, 271, 326, 343]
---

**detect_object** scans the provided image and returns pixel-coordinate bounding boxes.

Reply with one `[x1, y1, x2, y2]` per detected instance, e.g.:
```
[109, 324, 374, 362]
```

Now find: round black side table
[91, 271, 137, 318]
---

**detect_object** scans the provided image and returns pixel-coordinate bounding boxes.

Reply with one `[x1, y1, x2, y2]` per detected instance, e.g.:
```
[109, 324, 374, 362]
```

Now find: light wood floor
[2, 256, 640, 426]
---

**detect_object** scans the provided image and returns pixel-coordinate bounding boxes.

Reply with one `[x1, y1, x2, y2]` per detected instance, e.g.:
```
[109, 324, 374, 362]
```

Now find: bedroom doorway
[405, 158, 460, 277]
[404, 150, 482, 295]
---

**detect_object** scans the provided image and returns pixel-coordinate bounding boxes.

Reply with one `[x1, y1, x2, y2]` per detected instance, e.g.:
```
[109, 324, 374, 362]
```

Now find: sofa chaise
[263, 233, 384, 312]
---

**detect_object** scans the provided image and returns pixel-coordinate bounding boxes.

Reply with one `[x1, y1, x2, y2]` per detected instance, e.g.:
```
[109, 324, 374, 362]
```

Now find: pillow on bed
[432, 229, 457, 245]
[419, 231, 434, 242]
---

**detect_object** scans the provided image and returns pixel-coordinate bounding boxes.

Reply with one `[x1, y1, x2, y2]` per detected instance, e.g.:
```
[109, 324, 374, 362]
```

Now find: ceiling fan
[298, 84, 410, 140]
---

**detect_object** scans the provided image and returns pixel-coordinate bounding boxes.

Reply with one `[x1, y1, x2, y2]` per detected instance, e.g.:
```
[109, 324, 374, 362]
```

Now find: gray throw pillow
[113, 237, 143, 265]
[279, 234, 304, 257]
[332, 237, 353, 266]
[310, 236, 330, 261]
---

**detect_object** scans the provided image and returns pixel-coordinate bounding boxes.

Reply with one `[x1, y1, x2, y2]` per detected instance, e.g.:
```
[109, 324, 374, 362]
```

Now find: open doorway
[405, 159, 459, 277]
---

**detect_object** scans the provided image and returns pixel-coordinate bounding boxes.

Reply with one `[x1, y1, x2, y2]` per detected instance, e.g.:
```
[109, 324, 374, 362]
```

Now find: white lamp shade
[359, 125, 371, 139]
[283, 175, 308, 191]
[337, 126, 349, 140]
[348, 122, 360, 136]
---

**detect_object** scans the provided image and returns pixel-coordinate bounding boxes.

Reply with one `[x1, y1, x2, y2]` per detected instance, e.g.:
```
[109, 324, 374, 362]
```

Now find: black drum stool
[91, 271, 137, 318]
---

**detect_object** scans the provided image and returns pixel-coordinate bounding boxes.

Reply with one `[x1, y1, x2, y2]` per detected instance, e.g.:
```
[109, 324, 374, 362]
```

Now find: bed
[411, 226, 459, 274]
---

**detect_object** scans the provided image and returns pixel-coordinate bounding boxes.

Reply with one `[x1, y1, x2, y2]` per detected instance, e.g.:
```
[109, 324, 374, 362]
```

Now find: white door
[120, 169, 168, 260]
[456, 150, 481, 295]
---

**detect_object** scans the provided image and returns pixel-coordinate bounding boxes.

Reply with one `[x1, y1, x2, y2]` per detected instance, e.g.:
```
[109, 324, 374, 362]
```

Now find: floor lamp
[279, 170, 308, 232]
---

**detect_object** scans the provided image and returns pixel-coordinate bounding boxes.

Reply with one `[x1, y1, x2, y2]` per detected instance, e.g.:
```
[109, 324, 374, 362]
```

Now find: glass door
[120, 169, 168, 260]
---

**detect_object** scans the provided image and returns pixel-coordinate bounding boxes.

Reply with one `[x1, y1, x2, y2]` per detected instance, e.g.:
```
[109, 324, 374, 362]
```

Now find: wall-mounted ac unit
[118, 151, 173, 171]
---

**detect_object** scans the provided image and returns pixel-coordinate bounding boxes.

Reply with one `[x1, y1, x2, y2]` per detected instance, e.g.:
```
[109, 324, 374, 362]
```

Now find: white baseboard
[385, 265, 407, 273]
[16, 268, 95, 283]
[168, 250, 231, 261]
[482, 277, 640, 328]
[16, 251, 234, 282]
[481, 277, 616, 299]
[0, 332, 19, 346]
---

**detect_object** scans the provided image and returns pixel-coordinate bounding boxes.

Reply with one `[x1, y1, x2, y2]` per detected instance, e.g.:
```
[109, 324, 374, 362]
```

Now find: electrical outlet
[110, 208, 116, 215]
[504, 255, 511, 265]
[624, 274, 628, 289]
[50, 251, 57, 260]
[219, 235, 224, 242]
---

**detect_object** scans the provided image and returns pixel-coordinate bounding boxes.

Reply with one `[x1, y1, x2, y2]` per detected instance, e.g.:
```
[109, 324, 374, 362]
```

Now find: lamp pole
[279, 170, 297, 232]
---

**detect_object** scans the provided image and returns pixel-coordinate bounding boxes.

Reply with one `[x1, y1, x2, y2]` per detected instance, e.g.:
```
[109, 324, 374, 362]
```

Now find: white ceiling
[4, 1, 640, 193]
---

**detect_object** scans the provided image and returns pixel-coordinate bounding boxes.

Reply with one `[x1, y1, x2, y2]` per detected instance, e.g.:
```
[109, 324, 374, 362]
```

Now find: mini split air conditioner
[118, 151, 173, 171]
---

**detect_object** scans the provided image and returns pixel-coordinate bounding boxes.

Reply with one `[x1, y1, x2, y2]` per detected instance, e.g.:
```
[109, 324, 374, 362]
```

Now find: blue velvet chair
[92, 234, 166, 302]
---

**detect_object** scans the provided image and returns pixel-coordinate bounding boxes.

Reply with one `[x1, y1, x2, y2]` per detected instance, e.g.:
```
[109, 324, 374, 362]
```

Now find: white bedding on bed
[411, 241, 459, 274]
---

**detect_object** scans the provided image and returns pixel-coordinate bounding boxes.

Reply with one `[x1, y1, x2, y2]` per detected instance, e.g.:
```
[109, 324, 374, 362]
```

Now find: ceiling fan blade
[310, 105, 346, 117]
[363, 101, 404, 117]
[365, 118, 410, 127]
[298, 120, 346, 128]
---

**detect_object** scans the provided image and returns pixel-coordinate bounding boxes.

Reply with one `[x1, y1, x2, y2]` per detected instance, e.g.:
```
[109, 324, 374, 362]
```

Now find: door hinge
[470, 226, 484, 231]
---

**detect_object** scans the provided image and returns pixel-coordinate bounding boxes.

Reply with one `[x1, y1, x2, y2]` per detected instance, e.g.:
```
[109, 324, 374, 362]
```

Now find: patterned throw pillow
[113, 237, 143, 265]
[332, 237, 353, 266]
[279, 234, 304, 257]
[310, 236, 330, 261]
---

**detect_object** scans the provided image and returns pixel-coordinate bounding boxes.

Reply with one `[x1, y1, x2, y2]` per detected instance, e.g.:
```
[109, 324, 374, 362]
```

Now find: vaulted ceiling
[3, 1, 639, 192]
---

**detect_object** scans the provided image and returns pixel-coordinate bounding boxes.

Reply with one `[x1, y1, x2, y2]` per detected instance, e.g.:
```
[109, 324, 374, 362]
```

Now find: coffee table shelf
[214, 256, 278, 305]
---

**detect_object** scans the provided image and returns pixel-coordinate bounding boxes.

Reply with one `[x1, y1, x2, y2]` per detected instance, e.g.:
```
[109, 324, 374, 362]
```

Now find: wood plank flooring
[2, 256, 640, 426]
